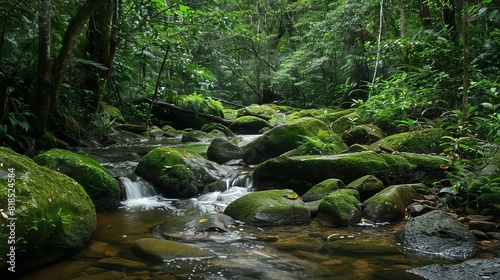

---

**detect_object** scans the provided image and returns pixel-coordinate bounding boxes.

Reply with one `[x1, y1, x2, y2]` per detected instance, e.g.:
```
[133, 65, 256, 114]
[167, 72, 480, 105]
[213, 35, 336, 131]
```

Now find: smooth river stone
[131, 238, 214, 263]
[97, 256, 147, 268]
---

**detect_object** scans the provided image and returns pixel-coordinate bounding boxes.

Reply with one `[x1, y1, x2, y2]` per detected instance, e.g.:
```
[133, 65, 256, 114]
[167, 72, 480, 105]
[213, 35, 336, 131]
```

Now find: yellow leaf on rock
[182, 150, 188, 158]
[199, 218, 207, 223]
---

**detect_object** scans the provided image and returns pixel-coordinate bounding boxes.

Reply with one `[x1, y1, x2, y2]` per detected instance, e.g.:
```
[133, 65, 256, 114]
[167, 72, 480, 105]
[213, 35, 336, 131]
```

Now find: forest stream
[19, 139, 460, 280]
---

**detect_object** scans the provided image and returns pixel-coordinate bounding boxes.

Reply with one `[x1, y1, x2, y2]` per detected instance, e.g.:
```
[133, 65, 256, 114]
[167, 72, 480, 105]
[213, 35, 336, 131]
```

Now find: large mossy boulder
[0, 147, 96, 274]
[223, 189, 311, 227]
[317, 189, 362, 227]
[207, 138, 244, 164]
[302, 178, 345, 202]
[253, 151, 450, 195]
[342, 124, 384, 146]
[242, 117, 329, 165]
[135, 147, 233, 198]
[369, 128, 448, 154]
[361, 184, 427, 223]
[396, 210, 479, 259]
[229, 116, 271, 134]
[33, 148, 120, 212]
[329, 112, 363, 135]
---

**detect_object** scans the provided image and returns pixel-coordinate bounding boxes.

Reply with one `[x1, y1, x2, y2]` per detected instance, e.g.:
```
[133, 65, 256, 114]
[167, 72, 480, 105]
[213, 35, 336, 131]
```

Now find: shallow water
[19, 139, 458, 279]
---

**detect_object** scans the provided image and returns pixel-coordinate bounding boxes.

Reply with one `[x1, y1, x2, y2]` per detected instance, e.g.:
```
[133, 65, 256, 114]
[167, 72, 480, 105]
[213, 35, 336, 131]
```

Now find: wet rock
[229, 116, 271, 134]
[317, 189, 362, 227]
[148, 126, 164, 139]
[242, 117, 331, 165]
[0, 147, 96, 274]
[369, 128, 448, 154]
[302, 178, 345, 202]
[395, 210, 479, 259]
[342, 124, 384, 146]
[470, 229, 489, 240]
[406, 202, 435, 217]
[207, 138, 244, 164]
[201, 122, 234, 137]
[468, 220, 496, 232]
[322, 234, 402, 256]
[252, 151, 448, 196]
[135, 147, 234, 198]
[184, 213, 236, 233]
[487, 232, 500, 240]
[362, 184, 425, 223]
[182, 130, 220, 142]
[224, 189, 311, 227]
[97, 256, 147, 268]
[346, 175, 384, 201]
[33, 148, 121, 212]
[131, 238, 214, 263]
[408, 258, 500, 280]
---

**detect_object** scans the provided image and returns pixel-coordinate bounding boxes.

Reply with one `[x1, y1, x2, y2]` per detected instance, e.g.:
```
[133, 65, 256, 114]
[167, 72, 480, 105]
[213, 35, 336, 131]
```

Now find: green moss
[330, 112, 362, 135]
[253, 151, 416, 195]
[370, 128, 449, 154]
[33, 149, 120, 200]
[224, 189, 310, 226]
[317, 189, 362, 227]
[229, 116, 271, 134]
[302, 178, 345, 202]
[243, 117, 329, 164]
[0, 147, 96, 269]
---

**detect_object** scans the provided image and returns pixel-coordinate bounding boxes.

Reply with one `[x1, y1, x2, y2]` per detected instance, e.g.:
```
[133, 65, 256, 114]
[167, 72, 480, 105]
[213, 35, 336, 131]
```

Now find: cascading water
[119, 177, 178, 211]
[193, 170, 254, 213]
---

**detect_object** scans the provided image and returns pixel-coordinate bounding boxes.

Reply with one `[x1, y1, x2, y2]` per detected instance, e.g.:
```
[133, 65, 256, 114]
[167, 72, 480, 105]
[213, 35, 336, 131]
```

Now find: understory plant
[296, 130, 343, 155]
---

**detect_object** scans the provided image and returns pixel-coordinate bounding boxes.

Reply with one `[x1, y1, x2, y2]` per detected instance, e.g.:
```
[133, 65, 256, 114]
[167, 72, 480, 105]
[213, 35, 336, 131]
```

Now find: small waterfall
[195, 171, 254, 213]
[121, 177, 157, 199]
[119, 177, 178, 211]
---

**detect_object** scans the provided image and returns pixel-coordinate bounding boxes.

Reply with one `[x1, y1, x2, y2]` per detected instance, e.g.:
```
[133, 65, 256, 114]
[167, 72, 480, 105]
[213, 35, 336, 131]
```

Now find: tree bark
[461, 0, 469, 136]
[83, 0, 116, 113]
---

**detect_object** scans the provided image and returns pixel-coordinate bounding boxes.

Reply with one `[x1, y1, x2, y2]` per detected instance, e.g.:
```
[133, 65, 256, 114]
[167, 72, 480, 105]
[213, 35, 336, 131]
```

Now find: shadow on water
[19, 140, 449, 280]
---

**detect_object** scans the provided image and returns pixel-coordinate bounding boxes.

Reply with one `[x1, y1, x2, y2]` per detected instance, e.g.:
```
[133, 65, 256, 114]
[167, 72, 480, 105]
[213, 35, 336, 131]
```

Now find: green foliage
[440, 167, 500, 215]
[296, 130, 343, 155]
[90, 113, 116, 142]
[175, 93, 225, 118]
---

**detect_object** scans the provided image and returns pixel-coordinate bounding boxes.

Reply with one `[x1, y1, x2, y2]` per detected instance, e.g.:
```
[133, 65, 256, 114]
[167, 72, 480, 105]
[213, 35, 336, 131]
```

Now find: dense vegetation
[1, 0, 499, 214]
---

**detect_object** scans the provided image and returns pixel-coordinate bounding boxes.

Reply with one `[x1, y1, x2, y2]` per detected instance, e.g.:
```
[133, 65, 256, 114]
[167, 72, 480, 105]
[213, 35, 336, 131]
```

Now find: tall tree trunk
[421, 0, 431, 28]
[83, 0, 116, 113]
[34, 0, 106, 136]
[461, 0, 469, 136]
[34, 0, 52, 136]
[442, 0, 458, 41]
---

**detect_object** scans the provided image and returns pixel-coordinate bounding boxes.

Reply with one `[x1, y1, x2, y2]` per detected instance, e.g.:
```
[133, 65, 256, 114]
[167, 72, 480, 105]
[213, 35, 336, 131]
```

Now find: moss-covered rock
[346, 175, 385, 202]
[302, 179, 345, 202]
[253, 151, 415, 195]
[242, 117, 329, 165]
[229, 116, 271, 134]
[135, 147, 233, 198]
[342, 124, 384, 146]
[148, 126, 164, 139]
[33, 149, 120, 212]
[131, 238, 214, 263]
[223, 189, 311, 226]
[0, 147, 96, 274]
[201, 122, 234, 137]
[370, 128, 448, 154]
[161, 124, 183, 138]
[181, 130, 215, 142]
[236, 104, 277, 120]
[207, 138, 244, 164]
[317, 189, 362, 227]
[329, 112, 363, 135]
[115, 123, 147, 134]
[361, 184, 427, 223]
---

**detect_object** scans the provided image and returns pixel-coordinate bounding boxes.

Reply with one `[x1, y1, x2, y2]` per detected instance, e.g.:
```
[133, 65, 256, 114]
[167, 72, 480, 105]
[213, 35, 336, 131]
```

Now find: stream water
[20, 139, 457, 280]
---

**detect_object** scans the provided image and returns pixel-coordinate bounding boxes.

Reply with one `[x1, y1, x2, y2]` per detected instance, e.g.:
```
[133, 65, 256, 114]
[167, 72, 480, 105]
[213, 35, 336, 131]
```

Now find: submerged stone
[131, 238, 214, 263]
[408, 258, 500, 280]
[224, 189, 311, 227]
[0, 147, 96, 274]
